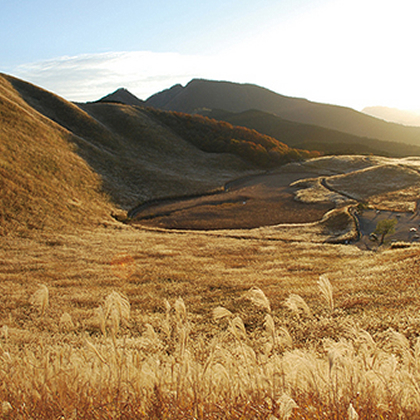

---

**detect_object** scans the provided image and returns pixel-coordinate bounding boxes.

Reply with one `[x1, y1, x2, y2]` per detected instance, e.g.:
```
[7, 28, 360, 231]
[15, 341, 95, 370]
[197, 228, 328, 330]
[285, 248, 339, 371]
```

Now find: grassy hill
[146, 79, 420, 147]
[204, 109, 420, 157]
[3, 73, 315, 234]
[0, 73, 115, 235]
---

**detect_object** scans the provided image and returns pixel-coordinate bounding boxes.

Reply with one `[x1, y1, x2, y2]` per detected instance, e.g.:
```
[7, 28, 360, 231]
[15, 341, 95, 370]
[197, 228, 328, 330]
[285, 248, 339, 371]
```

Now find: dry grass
[2, 75, 420, 418]
[0, 225, 419, 418]
[0, 74, 116, 235]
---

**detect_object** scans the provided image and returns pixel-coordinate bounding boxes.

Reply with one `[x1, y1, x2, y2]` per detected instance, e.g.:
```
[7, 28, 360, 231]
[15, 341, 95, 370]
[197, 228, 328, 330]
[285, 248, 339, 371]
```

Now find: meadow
[1, 73, 420, 419]
[1, 224, 419, 419]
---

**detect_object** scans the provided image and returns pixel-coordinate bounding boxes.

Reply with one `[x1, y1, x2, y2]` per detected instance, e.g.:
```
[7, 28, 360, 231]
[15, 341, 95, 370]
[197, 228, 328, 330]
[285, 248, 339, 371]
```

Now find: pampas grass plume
[104, 291, 130, 333]
[276, 394, 298, 420]
[174, 297, 187, 324]
[213, 306, 233, 320]
[318, 274, 334, 311]
[59, 312, 74, 331]
[229, 316, 247, 340]
[1, 325, 8, 341]
[245, 287, 271, 312]
[30, 285, 49, 316]
[348, 403, 359, 420]
[284, 294, 311, 317]
[2, 401, 12, 416]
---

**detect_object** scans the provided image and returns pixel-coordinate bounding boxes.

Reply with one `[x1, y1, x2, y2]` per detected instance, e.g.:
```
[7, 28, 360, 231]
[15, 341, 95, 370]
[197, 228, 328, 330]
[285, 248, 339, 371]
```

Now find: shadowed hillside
[204, 109, 420, 157]
[146, 79, 420, 147]
[145, 108, 318, 167]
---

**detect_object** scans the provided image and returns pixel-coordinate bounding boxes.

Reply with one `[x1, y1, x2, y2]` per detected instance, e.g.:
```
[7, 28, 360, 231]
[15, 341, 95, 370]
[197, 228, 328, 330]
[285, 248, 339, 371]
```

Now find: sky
[2, 0, 420, 111]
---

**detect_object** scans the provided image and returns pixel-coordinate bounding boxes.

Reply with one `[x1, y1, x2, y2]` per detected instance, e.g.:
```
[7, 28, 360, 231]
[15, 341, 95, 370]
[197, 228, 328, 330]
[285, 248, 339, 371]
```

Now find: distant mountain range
[96, 79, 420, 158]
[201, 109, 420, 157]
[362, 106, 420, 127]
[144, 79, 420, 148]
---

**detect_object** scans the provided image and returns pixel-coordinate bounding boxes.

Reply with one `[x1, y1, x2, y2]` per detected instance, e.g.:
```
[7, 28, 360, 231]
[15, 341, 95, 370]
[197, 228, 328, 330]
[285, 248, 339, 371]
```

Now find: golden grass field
[1, 73, 420, 419]
[1, 225, 420, 419]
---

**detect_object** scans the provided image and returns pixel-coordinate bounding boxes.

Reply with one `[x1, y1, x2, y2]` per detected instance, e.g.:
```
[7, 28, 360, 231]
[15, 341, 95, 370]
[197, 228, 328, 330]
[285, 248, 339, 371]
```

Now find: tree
[372, 218, 397, 245]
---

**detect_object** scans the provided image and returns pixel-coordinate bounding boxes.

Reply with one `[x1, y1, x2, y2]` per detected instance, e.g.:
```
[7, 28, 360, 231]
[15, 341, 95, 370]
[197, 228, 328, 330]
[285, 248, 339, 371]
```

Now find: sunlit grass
[0, 227, 419, 418]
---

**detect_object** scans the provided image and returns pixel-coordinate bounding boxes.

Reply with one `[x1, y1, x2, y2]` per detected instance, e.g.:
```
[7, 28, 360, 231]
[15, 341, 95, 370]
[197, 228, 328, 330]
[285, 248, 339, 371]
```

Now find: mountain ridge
[4, 73, 309, 234]
[145, 79, 420, 147]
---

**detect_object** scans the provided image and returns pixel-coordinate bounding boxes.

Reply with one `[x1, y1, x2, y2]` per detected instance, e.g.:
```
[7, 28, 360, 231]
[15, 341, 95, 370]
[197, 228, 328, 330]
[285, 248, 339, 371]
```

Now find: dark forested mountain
[203, 109, 420, 157]
[145, 79, 420, 147]
[96, 88, 144, 106]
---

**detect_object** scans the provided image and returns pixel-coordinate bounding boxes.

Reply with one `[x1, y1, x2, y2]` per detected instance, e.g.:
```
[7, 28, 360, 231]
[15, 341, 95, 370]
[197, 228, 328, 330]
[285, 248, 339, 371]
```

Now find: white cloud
[10, 51, 219, 102]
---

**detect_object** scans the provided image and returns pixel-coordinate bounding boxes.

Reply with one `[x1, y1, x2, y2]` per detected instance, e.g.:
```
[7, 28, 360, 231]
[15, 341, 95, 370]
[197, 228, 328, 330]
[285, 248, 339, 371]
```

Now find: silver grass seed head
[30, 285, 49, 316]
[245, 286, 271, 313]
[348, 403, 359, 420]
[213, 306, 233, 321]
[284, 294, 311, 317]
[174, 297, 187, 324]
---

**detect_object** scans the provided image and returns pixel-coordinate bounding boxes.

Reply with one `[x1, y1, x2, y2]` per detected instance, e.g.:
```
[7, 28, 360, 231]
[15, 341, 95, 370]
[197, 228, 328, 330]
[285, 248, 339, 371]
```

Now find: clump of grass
[244, 286, 272, 313]
[95, 291, 130, 335]
[29, 285, 49, 316]
[59, 312, 74, 331]
[275, 394, 298, 420]
[284, 293, 312, 317]
[213, 306, 233, 320]
[348, 403, 359, 420]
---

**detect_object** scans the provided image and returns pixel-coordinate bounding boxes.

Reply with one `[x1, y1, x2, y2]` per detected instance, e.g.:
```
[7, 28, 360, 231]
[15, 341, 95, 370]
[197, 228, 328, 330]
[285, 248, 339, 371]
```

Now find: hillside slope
[146, 79, 420, 147]
[0, 74, 114, 235]
[144, 108, 318, 167]
[1, 74, 274, 235]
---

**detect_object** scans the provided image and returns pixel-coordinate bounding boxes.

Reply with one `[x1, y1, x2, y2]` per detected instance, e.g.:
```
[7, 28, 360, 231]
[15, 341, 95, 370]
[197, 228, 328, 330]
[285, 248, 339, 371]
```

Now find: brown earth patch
[130, 171, 335, 230]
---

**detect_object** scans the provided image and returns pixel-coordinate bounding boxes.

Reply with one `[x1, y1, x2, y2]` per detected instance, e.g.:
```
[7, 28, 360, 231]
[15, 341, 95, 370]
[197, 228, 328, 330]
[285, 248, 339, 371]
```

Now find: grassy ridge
[1, 74, 260, 224]
[0, 74, 114, 235]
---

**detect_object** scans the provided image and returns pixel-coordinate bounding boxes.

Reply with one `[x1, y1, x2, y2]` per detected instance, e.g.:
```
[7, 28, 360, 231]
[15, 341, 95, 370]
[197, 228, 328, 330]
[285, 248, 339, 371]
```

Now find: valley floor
[130, 170, 335, 230]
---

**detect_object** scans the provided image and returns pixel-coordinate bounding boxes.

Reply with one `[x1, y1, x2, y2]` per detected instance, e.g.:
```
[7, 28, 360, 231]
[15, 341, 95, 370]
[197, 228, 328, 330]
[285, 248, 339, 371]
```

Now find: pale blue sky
[2, 0, 420, 111]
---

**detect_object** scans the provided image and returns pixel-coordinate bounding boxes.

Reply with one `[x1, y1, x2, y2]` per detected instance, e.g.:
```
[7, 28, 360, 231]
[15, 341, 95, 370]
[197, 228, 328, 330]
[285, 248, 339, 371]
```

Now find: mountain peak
[97, 88, 144, 106]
